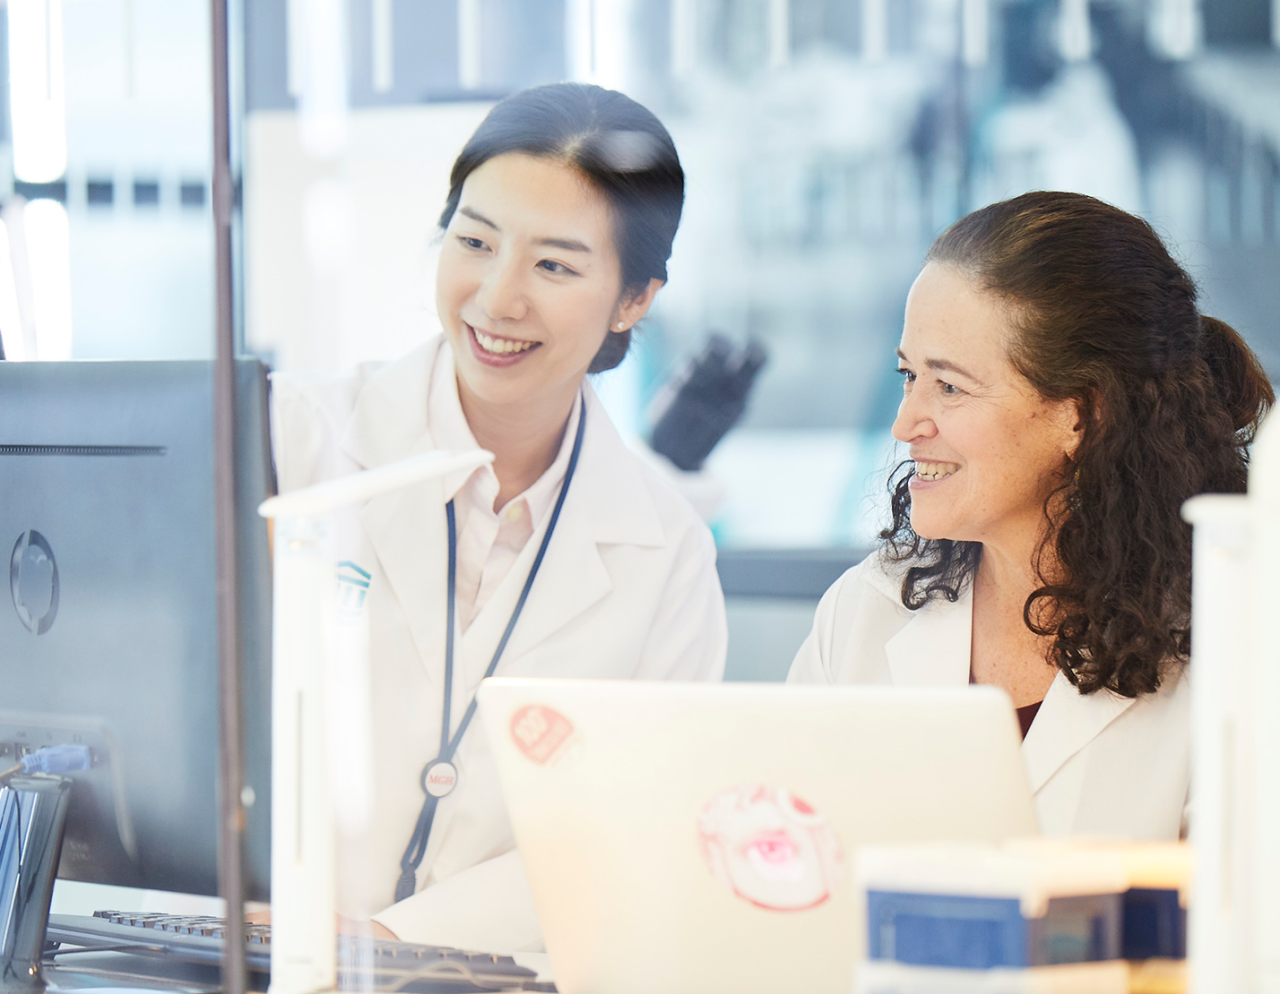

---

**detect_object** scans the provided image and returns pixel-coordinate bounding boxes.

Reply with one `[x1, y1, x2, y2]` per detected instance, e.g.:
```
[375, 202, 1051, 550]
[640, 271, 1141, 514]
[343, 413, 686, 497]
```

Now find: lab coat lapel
[437, 387, 662, 868]
[338, 344, 439, 471]
[456, 385, 664, 697]
[883, 582, 973, 686]
[339, 343, 452, 691]
[456, 488, 612, 697]
[431, 512, 612, 876]
[360, 478, 450, 692]
[878, 560, 1137, 799]
[1021, 671, 1134, 793]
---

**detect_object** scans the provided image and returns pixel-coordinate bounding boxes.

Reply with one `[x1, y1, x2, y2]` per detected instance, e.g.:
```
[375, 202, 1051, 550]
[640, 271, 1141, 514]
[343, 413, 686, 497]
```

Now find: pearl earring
[616, 322, 626, 330]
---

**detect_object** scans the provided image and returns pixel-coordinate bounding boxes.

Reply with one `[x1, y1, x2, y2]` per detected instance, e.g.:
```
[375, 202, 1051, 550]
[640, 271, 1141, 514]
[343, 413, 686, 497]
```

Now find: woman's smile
[911, 459, 960, 484]
[466, 322, 541, 365]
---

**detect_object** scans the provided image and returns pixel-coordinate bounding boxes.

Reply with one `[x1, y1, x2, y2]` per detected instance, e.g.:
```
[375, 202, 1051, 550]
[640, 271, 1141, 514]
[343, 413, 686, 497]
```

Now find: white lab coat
[271, 338, 727, 953]
[787, 554, 1189, 840]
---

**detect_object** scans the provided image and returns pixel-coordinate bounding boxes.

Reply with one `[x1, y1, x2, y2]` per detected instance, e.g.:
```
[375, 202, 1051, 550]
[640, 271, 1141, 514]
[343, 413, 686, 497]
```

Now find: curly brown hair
[882, 191, 1273, 698]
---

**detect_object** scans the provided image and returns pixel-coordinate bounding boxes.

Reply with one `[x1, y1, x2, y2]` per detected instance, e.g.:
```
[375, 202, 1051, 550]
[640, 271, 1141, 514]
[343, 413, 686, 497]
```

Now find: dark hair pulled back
[883, 191, 1273, 698]
[439, 82, 684, 374]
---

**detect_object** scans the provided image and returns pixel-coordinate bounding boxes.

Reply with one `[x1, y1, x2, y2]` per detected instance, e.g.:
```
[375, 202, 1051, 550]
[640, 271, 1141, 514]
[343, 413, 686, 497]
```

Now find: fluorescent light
[566, 0, 594, 82]
[0, 220, 26, 361]
[24, 199, 73, 361]
[286, 0, 305, 96]
[290, 0, 349, 157]
[1058, 0, 1092, 63]
[962, 0, 989, 68]
[670, 0, 696, 80]
[863, 0, 887, 64]
[768, 0, 790, 70]
[372, 0, 394, 92]
[8, 0, 67, 183]
[1, 199, 38, 361]
[1148, 0, 1201, 59]
[593, 0, 627, 88]
[457, 0, 481, 90]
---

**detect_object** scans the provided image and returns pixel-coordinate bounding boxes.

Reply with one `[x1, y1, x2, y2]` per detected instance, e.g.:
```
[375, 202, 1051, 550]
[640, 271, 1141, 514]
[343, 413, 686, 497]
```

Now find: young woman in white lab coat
[789, 192, 1272, 839]
[271, 84, 726, 953]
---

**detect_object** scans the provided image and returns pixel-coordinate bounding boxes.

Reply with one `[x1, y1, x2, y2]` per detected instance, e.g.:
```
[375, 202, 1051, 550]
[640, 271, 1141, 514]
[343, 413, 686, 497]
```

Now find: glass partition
[0, 0, 217, 363]
[3, 0, 1274, 967]
[237, 0, 1280, 554]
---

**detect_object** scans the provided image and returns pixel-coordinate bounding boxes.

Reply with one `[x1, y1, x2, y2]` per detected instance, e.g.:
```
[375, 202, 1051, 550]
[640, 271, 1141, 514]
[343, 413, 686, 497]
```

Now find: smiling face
[893, 263, 1081, 554]
[436, 152, 660, 423]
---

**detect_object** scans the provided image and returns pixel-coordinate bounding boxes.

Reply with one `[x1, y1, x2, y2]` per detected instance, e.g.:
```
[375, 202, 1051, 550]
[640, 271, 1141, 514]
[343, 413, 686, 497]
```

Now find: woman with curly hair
[788, 191, 1272, 838]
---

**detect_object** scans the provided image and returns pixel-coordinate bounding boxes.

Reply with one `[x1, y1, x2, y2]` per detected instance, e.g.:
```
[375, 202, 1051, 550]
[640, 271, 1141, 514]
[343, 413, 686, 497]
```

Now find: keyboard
[44, 911, 550, 992]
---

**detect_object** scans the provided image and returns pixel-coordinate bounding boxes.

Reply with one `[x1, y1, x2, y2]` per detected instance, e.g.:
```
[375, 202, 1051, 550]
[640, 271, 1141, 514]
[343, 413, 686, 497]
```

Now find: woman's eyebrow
[895, 348, 979, 382]
[925, 358, 979, 381]
[537, 236, 591, 253]
[458, 206, 499, 230]
[458, 206, 590, 254]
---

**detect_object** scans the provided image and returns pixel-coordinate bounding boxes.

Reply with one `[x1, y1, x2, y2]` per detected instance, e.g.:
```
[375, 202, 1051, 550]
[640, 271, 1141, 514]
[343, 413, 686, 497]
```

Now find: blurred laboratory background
[2, 0, 1278, 677]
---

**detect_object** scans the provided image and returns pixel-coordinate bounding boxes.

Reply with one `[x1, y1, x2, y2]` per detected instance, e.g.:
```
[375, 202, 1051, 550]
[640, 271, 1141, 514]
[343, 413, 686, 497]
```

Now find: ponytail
[1199, 315, 1273, 440]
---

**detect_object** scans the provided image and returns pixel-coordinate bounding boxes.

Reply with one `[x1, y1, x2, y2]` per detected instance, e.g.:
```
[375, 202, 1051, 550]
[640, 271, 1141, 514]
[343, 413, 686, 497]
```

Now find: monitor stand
[0, 776, 72, 993]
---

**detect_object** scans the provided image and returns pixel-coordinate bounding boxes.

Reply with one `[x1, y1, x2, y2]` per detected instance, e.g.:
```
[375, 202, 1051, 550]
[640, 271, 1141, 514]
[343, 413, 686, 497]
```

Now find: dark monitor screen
[0, 359, 273, 900]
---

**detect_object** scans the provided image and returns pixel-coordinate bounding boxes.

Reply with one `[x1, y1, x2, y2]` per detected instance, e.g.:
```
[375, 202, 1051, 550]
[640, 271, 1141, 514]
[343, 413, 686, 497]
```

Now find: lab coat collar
[454, 383, 666, 694]
[877, 557, 1136, 793]
[338, 338, 665, 547]
[1021, 671, 1134, 793]
[334, 337, 666, 693]
[567, 385, 666, 549]
[338, 343, 438, 471]
[882, 568, 973, 687]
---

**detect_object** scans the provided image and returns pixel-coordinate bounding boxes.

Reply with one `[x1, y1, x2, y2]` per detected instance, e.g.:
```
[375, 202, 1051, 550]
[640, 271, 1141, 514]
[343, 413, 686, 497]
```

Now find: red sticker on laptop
[698, 784, 844, 912]
[510, 705, 576, 765]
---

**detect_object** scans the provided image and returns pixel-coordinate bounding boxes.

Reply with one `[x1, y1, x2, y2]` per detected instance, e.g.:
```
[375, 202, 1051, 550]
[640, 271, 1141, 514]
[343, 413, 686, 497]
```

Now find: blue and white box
[859, 842, 1130, 971]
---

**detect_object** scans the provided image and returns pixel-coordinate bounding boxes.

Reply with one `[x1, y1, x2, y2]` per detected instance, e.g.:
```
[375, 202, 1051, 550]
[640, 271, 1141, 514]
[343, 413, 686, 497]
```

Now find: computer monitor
[0, 359, 273, 901]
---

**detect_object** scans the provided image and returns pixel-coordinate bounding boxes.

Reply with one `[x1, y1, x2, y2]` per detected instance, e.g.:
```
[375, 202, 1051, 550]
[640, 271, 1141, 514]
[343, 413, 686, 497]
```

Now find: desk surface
[45, 953, 227, 993]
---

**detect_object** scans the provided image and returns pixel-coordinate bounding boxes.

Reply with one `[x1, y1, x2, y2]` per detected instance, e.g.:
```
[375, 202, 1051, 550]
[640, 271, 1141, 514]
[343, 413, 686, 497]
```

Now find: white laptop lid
[478, 679, 1038, 994]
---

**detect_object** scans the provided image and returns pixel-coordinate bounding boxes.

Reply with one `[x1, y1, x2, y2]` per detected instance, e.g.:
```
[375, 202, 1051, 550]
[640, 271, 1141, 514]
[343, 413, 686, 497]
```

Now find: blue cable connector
[0, 744, 92, 786]
[21, 744, 91, 774]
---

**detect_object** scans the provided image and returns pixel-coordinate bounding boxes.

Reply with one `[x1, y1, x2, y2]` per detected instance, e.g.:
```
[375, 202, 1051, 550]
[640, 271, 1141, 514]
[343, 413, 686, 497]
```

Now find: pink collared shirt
[428, 347, 581, 631]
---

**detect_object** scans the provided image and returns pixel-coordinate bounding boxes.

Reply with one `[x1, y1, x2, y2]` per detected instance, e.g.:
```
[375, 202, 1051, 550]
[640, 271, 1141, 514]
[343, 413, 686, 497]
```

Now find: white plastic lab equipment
[258, 448, 492, 994]
[1184, 410, 1280, 994]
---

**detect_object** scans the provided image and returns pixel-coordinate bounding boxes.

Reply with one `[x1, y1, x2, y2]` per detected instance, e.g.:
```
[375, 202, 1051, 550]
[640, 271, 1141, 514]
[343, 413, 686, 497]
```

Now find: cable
[0, 745, 91, 787]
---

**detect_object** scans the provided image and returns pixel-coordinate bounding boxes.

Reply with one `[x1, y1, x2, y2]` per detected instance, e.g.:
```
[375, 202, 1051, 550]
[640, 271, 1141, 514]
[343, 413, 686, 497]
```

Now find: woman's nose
[891, 391, 936, 444]
[475, 257, 527, 322]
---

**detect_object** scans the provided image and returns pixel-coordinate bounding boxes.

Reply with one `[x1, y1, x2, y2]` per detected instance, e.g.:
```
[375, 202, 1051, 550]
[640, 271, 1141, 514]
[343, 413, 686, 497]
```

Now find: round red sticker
[697, 784, 844, 912]
[509, 705, 575, 765]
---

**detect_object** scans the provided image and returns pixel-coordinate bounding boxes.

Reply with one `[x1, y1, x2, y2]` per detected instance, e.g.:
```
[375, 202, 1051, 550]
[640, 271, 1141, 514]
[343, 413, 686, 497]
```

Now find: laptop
[477, 679, 1038, 994]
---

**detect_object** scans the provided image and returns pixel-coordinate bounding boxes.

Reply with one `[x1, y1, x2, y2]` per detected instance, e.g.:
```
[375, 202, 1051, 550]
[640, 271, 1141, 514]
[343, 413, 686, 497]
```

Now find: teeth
[914, 460, 959, 481]
[473, 327, 535, 355]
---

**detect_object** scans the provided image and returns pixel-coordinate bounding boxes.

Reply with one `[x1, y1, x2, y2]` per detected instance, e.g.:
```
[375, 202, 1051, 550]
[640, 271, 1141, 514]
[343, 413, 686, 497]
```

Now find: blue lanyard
[395, 395, 587, 904]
